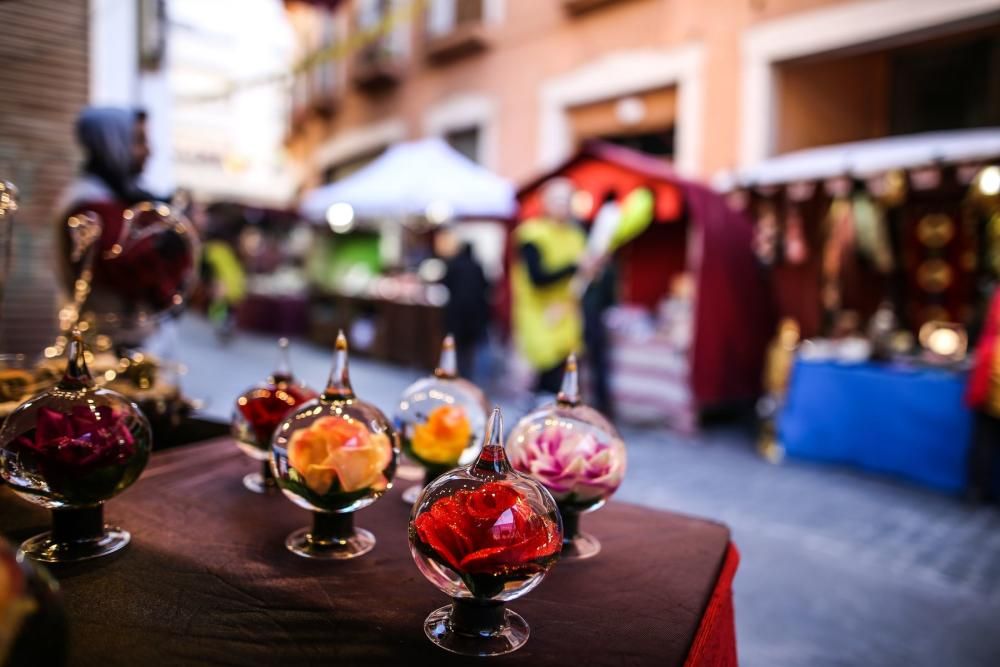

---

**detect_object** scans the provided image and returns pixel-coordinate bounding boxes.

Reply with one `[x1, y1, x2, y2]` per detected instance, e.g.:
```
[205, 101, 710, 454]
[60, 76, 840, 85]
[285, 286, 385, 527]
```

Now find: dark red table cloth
[0, 438, 738, 666]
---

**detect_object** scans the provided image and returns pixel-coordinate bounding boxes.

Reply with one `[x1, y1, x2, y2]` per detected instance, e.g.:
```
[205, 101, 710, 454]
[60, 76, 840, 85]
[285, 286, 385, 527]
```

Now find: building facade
[284, 0, 1000, 194]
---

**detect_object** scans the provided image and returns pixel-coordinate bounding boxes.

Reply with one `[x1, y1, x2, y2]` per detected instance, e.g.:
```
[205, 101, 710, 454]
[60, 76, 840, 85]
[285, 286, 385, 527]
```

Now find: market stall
[514, 141, 772, 428]
[728, 129, 1000, 492]
[725, 129, 1000, 337]
[300, 138, 513, 369]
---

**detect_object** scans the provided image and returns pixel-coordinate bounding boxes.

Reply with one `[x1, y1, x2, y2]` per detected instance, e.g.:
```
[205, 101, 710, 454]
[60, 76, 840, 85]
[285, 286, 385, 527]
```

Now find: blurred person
[575, 185, 657, 415]
[57, 106, 155, 231]
[578, 193, 621, 417]
[200, 204, 247, 341]
[512, 178, 586, 394]
[436, 229, 491, 379]
[55, 107, 164, 346]
[966, 285, 1000, 504]
[757, 318, 801, 462]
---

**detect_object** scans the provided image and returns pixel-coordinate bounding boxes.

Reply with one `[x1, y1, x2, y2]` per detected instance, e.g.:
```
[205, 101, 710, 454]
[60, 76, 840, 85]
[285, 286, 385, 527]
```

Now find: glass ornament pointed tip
[557, 354, 581, 406]
[435, 333, 458, 378]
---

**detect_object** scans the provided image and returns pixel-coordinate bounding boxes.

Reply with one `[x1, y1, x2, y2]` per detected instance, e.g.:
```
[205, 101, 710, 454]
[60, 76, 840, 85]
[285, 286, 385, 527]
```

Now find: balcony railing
[562, 0, 620, 15]
[424, 0, 490, 63]
[352, 40, 404, 89]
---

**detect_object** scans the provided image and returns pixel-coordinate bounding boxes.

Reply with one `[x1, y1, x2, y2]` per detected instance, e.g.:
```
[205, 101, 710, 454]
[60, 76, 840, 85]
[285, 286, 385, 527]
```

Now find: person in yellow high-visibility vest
[511, 178, 587, 393]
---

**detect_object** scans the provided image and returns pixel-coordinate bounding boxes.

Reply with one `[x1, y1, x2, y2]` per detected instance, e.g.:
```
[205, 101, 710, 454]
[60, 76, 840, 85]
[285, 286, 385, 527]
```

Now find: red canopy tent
[510, 141, 774, 410]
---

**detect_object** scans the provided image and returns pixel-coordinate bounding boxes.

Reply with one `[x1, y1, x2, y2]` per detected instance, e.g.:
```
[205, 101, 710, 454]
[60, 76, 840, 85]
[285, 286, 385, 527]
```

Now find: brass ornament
[916, 259, 953, 293]
[916, 214, 955, 249]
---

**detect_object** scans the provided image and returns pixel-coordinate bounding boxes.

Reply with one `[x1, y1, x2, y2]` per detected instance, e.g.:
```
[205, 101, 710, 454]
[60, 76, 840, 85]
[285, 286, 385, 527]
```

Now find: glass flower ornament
[270, 331, 398, 559]
[396, 334, 488, 504]
[409, 407, 562, 656]
[59, 201, 199, 348]
[232, 338, 317, 494]
[506, 354, 626, 561]
[0, 331, 152, 563]
[0, 536, 68, 666]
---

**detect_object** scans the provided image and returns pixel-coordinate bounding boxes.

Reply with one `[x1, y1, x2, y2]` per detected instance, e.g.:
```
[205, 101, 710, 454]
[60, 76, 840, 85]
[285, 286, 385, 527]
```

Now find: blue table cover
[778, 359, 975, 494]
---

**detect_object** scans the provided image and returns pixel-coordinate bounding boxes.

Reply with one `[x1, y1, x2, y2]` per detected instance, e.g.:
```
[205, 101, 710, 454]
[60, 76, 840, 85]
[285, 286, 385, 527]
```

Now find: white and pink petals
[513, 425, 625, 503]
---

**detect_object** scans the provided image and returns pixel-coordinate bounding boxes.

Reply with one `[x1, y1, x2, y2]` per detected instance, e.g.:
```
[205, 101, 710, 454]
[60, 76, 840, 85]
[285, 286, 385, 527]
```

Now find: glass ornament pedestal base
[559, 509, 601, 561]
[424, 599, 529, 656]
[285, 511, 374, 560]
[20, 505, 130, 564]
[243, 460, 277, 494]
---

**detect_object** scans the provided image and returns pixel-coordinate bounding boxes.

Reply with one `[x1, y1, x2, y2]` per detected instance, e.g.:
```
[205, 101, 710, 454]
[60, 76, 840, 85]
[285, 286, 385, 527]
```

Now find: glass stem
[51, 505, 105, 543]
[449, 599, 507, 636]
[311, 511, 354, 544]
[559, 508, 580, 543]
[261, 460, 275, 487]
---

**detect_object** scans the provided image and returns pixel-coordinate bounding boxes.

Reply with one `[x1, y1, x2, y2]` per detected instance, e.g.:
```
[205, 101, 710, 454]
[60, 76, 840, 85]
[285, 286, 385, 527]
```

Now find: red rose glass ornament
[0, 331, 151, 563]
[270, 331, 398, 559]
[232, 338, 317, 494]
[506, 355, 626, 561]
[396, 335, 488, 504]
[409, 407, 562, 656]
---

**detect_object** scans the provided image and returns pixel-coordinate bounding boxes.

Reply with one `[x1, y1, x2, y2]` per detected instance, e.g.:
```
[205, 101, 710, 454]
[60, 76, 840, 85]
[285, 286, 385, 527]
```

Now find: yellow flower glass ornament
[270, 331, 399, 559]
[395, 335, 489, 503]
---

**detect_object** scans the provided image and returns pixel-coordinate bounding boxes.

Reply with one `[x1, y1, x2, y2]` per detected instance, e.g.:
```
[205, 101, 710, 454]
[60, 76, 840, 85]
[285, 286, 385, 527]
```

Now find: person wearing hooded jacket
[54, 107, 179, 345]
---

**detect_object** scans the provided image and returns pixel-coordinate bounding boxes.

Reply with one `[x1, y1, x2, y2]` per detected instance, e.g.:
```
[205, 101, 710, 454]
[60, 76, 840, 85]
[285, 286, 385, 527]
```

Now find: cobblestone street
[169, 315, 1000, 667]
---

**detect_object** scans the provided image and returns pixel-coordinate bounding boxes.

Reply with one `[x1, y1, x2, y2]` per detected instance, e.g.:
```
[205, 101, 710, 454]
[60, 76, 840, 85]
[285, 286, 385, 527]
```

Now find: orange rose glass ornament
[408, 407, 562, 656]
[270, 331, 398, 559]
[231, 338, 317, 494]
[396, 335, 488, 504]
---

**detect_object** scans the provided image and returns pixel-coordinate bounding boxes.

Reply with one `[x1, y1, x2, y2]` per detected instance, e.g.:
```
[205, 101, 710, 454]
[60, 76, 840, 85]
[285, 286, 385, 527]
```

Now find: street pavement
[165, 315, 1000, 667]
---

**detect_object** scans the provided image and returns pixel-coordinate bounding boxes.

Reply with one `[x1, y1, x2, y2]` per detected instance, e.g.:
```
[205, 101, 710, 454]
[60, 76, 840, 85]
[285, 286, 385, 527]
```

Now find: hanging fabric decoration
[783, 204, 808, 265]
[753, 202, 779, 267]
[820, 197, 855, 313]
[867, 170, 907, 208]
[852, 192, 893, 273]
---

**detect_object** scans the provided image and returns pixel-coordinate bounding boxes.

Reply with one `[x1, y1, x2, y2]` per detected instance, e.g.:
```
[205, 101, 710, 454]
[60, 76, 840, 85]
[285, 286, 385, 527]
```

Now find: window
[889, 33, 1000, 135]
[424, 0, 491, 63]
[312, 13, 339, 100]
[445, 126, 481, 163]
[773, 24, 1000, 153]
[426, 0, 484, 39]
[568, 88, 677, 161]
[353, 0, 407, 88]
[322, 148, 385, 184]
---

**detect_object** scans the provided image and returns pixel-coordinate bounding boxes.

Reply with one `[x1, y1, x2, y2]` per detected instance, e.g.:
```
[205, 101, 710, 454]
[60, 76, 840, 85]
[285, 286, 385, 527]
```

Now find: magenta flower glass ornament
[409, 407, 562, 656]
[395, 334, 488, 504]
[506, 355, 626, 561]
[0, 331, 152, 563]
[270, 331, 399, 559]
[231, 338, 318, 494]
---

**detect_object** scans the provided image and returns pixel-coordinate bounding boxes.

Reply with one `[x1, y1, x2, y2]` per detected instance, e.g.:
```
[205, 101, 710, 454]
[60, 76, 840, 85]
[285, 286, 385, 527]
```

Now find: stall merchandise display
[270, 331, 399, 559]
[409, 407, 562, 656]
[395, 335, 488, 504]
[231, 338, 318, 493]
[0, 332, 151, 563]
[507, 355, 626, 561]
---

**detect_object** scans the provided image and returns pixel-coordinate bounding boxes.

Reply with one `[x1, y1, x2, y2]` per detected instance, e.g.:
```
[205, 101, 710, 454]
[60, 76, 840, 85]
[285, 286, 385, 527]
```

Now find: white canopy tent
[299, 137, 516, 223]
[722, 128, 1000, 188]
